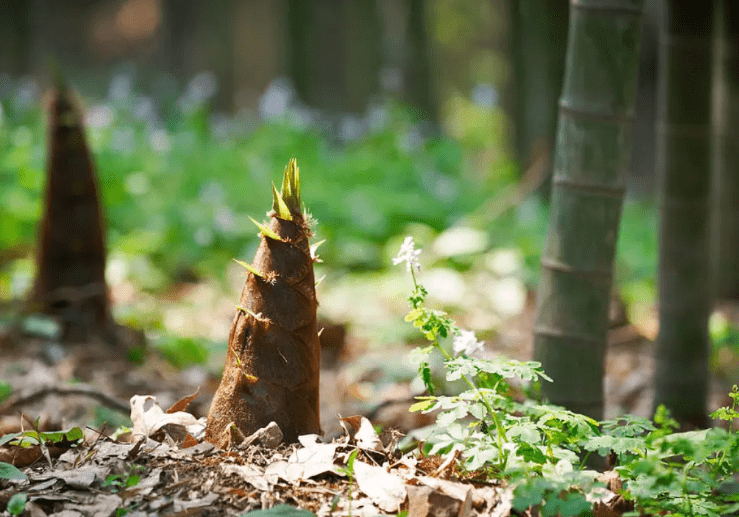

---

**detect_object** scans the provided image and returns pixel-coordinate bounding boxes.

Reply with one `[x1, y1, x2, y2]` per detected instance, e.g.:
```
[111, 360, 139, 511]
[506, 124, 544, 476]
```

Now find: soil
[0, 283, 735, 516]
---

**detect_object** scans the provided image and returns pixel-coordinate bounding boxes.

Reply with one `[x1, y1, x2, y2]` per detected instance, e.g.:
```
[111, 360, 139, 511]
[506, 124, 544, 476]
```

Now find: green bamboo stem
[511, 0, 569, 173]
[534, 0, 644, 420]
[711, 0, 739, 300]
[654, 1, 713, 427]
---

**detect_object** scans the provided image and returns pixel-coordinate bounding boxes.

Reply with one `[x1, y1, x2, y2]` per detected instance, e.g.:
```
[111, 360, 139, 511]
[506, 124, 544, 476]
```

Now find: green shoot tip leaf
[249, 217, 283, 241]
[272, 183, 293, 221]
[236, 305, 261, 320]
[233, 259, 265, 278]
[280, 158, 301, 213]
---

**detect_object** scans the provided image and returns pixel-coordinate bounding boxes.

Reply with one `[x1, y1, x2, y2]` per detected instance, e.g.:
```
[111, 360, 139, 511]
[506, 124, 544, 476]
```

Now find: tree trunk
[344, 1, 383, 114]
[232, 0, 288, 114]
[534, 0, 645, 420]
[288, 0, 382, 115]
[29, 84, 115, 344]
[403, 0, 437, 122]
[654, 1, 713, 427]
[711, 0, 739, 300]
[288, 0, 348, 114]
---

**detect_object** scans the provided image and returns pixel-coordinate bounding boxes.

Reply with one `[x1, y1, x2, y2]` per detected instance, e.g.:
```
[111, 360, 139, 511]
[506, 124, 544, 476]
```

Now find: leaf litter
[0, 390, 529, 516]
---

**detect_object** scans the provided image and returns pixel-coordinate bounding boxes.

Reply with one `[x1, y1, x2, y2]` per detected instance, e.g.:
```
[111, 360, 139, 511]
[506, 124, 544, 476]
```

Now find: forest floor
[0, 275, 736, 516]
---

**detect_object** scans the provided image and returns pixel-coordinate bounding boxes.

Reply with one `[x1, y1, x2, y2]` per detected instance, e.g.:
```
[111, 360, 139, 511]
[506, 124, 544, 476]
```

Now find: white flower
[453, 329, 484, 356]
[393, 236, 421, 273]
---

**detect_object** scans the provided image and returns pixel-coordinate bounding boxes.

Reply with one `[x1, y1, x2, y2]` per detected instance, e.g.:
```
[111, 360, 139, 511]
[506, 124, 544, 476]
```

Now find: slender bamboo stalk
[711, 0, 739, 300]
[534, 0, 644, 419]
[511, 0, 569, 172]
[654, 1, 713, 427]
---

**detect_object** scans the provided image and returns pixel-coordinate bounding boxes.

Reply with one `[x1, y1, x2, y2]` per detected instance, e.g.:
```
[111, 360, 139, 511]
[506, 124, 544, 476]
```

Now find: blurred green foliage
[0, 381, 12, 403]
[154, 335, 210, 370]
[0, 85, 517, 290]
[0, 80, 659, 314]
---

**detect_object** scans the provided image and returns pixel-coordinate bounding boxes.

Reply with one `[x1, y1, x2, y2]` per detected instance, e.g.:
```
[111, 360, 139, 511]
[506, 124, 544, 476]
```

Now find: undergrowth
[396, 237, 739, 517]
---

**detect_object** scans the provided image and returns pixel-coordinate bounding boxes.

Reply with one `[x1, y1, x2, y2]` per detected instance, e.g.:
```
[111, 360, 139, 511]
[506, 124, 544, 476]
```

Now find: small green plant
[103, 464, 144, 493]
[337, 449, 359, 517]
[396, 237, 599, 513]
[7, 493, 27, 515]
[0, 426, 84, 449]
[396, 237, 739, 516]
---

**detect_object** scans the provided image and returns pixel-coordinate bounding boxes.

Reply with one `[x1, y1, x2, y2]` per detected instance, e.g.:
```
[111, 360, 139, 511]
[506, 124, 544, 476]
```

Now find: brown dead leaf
[0, 445, 43, 467]
[338, 415, 364, 435]
[407, 484, 472, 517]
[166, 387, 200, 414]
[591, 470, 633, 516]
[181, 433, 198, 449]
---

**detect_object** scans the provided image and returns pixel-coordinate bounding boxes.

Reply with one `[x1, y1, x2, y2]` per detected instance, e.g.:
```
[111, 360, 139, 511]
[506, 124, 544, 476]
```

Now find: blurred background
[0, 0, 734, 430]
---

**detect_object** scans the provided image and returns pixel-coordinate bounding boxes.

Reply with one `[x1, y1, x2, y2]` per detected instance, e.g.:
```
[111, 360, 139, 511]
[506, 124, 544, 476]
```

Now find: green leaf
[404, 308, 423, 323]
[249, 217, 283, 241]
[272, 183, 293, 221]
[40, 427, 84, 445]
[542, 490, 591, 517]
[409, 398, 436, 413]
[7, 492, 27, 515]
[346, 448, 358, 471]
[582, 435, 646, 455]
[0, 433, 21, 447]
[0, 427, 84, 448]
[600, 415, 655, 437]
[421, 364, 435, 395]
[241, 504, 316, 516]
[104, 474, 123, 487]
[0, 462, 27, 481]
[712, 407, 738, 421]
[513, 478, 546, 510]
[515, 442, 549, 464]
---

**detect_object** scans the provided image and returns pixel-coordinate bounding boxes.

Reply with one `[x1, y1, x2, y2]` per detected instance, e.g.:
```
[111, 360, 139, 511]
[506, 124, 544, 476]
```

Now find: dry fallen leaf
[222, 463, 271, 491]
[339, 415, 383, 452]
[130, 395, 206, 443]
[353, 459, 406, 513]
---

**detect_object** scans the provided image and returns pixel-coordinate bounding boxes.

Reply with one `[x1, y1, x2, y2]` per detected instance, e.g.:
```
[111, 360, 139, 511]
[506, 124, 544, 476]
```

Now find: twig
[0, 386, 129, 415]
